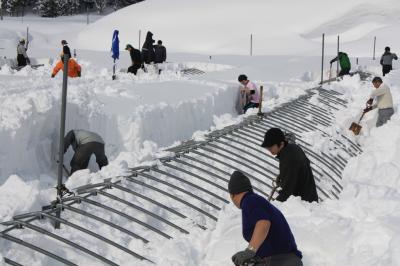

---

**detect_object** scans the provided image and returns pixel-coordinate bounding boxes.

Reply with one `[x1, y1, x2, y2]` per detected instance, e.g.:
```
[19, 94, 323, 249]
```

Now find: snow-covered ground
[1, 0, 400, 265]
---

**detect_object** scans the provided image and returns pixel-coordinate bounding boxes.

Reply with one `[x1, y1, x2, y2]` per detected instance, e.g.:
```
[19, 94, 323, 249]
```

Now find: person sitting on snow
[51, 55, 81, 78]
[64, 129, 108, 174]
[229, 170, 303, 266]
[363, 76, 394, 127]
[261, 128, 318, 203]
[17, 39, 30, 67]
[330, 52, 351, 76]
[238, 74, 260, 114]
[125, 44, 142, 75]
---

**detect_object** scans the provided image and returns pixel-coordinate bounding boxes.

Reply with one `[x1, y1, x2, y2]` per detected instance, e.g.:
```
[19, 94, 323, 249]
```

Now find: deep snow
[1, 0, 400, 265]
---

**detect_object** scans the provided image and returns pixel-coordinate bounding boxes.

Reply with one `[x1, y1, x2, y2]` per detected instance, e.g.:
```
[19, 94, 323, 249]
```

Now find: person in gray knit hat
[229, 170, 303, 266]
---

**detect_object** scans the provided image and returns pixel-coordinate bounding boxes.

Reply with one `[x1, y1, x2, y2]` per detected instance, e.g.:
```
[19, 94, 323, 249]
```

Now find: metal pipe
[126, 174, 215, 222]
[151, 167, 228, 203]
[163, 162, 228, 192]
[137, 170, 222, 211]
[373, 36, 376, 60]
[321, 33, 325, 84]
[40, 213, 152, 262]
[55, 54, 69, 229]
[189, 149, 272, 191]
[0, 233, 77, 266]
[61, 204, 149, 243]
[337, 35, 340, 77]
[4, 258, 24, 266]
[14, 221, 119, 266]
[95, 190, 187, 235]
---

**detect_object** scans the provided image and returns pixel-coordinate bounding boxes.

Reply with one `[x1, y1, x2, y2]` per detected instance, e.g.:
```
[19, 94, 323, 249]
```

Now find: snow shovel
[328, 63, 332, 85]
[268, 177, 280, 201]
[349, 112, 365, 135]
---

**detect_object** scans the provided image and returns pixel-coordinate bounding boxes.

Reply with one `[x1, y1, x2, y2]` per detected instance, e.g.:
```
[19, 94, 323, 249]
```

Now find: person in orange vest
[51, 55, 81, 78]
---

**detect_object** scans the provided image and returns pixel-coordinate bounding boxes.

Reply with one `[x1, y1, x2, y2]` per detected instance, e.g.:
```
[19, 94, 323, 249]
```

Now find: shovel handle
[358, 112, 365, 123]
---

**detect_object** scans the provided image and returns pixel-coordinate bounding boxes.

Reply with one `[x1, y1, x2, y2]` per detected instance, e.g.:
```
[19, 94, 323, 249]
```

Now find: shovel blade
[349, 122, 362, 135]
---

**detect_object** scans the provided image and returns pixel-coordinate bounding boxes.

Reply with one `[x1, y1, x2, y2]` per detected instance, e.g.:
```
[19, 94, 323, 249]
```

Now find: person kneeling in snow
[229, 170, 303, 266]
[51, 55, 81, 78]
[64, 130, 108, 174]
[363, 76, 394, 127]
[261, 128, 318, 203]
[238, 74, 260, 114]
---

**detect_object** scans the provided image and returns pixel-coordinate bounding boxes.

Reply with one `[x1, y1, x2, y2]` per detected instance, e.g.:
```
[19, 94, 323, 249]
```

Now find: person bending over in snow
[229, 170, 303, 266]
[17, 39, 30, 67]
[125, 44, 142, 75]
[330, 51, 351, 76]
[261, 128, 318, 203]
[363, 76, 394, 127]
[238, 74, 260, 114]
[51, 55, 81, 78]
[64, 130, 108, 174]
[380, 46, 398, 76]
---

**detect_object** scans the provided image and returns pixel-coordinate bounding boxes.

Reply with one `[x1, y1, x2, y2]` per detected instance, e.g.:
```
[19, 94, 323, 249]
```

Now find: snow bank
[77, 0, 400, 56]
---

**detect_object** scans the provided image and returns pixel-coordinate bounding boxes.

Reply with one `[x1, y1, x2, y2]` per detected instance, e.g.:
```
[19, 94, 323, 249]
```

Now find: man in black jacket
[261, 128, 318, 203]
[154, 40, 167, 64]
[125, 44, 142, 75]
[141, 31, 155, 64]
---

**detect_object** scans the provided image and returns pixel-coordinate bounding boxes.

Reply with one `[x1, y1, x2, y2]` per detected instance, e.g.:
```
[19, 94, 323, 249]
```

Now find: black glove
[330, 59, 334, 64]
[366, 98, 373, 105]
[363, 106, 373, 113]
[232, 248, 256, 266]
[77, 71, 81, 77]
[51, 74, 55, 78]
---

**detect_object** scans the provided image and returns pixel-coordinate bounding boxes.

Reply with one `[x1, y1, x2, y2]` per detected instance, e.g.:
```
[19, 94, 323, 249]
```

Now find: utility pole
[321, 33, 325, 85]
[336, 35, 340, 77]
[250, 34, 253, 56]
[373, 36, 376, 60]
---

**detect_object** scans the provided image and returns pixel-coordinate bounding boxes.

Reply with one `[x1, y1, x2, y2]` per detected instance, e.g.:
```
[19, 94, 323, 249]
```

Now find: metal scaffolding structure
[0, 83, 363, 265]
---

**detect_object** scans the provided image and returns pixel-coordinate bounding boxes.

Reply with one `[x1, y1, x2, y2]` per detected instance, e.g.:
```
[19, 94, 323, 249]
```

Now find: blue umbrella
[111, 30, 120, 60]
[111, 30, 119, 80]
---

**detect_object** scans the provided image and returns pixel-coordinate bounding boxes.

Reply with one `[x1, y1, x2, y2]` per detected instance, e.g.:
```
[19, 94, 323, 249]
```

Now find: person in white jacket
[364, 76, 394, 127]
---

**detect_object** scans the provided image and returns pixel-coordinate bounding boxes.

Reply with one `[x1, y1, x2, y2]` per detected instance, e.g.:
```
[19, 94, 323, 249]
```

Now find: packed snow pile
[78, 0, 400, 55]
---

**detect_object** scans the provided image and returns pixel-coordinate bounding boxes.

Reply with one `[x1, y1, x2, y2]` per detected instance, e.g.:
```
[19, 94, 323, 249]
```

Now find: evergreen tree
[93, 0, 107, 14]
[115, 0, 143, 8]
[35, 0, 57, 17]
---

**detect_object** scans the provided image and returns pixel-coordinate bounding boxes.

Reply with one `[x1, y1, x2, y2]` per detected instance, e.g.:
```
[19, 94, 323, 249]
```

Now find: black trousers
[382, 65, 392, 76]
[70, 142, 108, 174]
[338, 68, 350, 76]
[128, 64, 141, 75]
[17, 54, 27, 67]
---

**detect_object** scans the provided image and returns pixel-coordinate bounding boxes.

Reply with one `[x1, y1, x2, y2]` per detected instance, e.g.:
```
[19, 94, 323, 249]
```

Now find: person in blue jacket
[229, 170, 303, 266]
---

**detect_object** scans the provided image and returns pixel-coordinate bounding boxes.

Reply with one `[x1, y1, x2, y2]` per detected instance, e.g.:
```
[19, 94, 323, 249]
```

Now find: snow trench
[0, 83, 362, 266]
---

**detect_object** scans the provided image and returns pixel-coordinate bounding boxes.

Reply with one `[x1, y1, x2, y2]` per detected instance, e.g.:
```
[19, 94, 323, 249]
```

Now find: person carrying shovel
[363, 76, 394, 127]
[261, 128, 318, 203]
